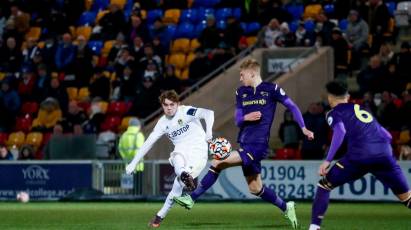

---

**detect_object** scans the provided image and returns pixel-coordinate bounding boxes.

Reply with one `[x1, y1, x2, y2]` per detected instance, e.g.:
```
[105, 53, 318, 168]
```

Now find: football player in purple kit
[309, 81, 411, 230]
[174, 59, 314, 229]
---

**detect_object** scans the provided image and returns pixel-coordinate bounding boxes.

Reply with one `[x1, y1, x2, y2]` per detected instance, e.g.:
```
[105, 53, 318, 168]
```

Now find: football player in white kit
[125, 90, 214, 228]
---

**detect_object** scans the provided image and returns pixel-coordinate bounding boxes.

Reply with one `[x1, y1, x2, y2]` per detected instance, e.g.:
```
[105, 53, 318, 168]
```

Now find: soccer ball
[16, 192, 30, 203]
[209, 137, 232, 160]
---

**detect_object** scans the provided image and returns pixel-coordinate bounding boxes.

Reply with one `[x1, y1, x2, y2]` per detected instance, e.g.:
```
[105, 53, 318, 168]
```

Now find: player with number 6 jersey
[309, 81, 411, 230]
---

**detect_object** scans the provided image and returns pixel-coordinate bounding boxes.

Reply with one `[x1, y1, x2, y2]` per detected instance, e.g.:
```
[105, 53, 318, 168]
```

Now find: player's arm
[320, 114, 346, 176]
[274, 85, 314, 140]
[191, 107, 215, 141]
[125, 122, 164, 174]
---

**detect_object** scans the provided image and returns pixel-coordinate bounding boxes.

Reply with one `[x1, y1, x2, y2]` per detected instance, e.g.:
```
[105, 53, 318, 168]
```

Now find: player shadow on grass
[182, 222, 288, 229]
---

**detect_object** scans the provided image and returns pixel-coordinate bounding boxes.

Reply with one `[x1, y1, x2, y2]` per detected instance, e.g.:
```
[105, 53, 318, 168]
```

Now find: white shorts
[169, 150, 207, 178]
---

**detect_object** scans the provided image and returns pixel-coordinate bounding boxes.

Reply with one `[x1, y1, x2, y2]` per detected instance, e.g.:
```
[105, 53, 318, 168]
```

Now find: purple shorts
[238, 143, 268, 177]
[325, 155, 409, 195]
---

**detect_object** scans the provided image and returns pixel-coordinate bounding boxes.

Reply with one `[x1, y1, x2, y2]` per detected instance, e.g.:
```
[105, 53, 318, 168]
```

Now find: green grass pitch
[0, 202, 409, 229]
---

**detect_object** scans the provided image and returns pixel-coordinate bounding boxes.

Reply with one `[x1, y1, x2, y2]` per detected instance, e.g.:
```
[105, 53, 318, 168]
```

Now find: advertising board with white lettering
[198, 161, 411, 201]
[0, 163, 93, 200]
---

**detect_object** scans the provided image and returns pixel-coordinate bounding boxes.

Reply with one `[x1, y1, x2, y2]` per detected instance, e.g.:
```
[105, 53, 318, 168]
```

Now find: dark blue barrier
[0, 163, 93, 200]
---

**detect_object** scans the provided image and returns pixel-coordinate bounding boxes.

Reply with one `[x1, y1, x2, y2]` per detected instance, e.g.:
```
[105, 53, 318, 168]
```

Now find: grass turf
[0, 202, 409, 229]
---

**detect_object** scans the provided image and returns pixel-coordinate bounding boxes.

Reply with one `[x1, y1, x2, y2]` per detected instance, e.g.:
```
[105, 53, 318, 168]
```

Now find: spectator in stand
[210, 42, 234, 70]
[42, 7, 69, 37]
[33, 64, 50, 102]
[240, 0, 259, 22]
[295, 21, 315, 47]
[62, 101, 88, 133]
[365, 0, 391, 54]
[7, 4, 30, 39]
[392, 42, 411, 84]
[74, 35, 94, 87]
[150, 18, 168, 47]
[32, 97, 62, 132]
[301, 103, 328, 159]
[377, 91, 400, 130]
[0, 78, 21, 131]
[189, 48, 210, 85]
[55, 33, 76, 73]
[357, 55, 387, 94]
[114, 47, 135, 78]
[138, 44, 162, 74]
[22, 37, 40, 67]
[330, 27, 349, 80]
[82, 98, 106, 134]
[152, 36, 167, 61]
[125, 15, 150, 43]
[279, 110, 303, 149]
[18, 144, 35, 160]
[18, 67, 36, 102]
[89, 67, 111, 101]
[315, 12, 336, 46]
[223, 16, 244, 51]
[118, 65, 139, 102]
[257, 18, 282, 48]
[44, 78, 68, 113]
[276, 22, 296, 47]
[99, 4, 126, 40]
[40, 36, 58, 71]
[259, 0, 292, 26]
[362, 91, 378, 116]
[130, 35, 145, 62]
[159, 64, 184, 93]
[0, 36, 22, 73]
[0, 144, 13, 160]
[108, 33, 129, 68]
[346, 10, 369, 70]
[129, 76, 160, 118]
[378, 43, 395, 65]
[199, 15, 221, 50]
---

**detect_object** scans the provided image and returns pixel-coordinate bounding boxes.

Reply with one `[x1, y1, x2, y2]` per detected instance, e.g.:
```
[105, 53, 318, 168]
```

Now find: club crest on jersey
[242, 93, 247, 98]
[327, 116, 333, 126]
[178, 119, 183, 126]
[260, 91, 269, 97]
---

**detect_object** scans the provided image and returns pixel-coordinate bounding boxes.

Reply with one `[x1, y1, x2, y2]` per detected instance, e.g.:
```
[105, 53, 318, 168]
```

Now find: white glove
[125, 162, 136, 175]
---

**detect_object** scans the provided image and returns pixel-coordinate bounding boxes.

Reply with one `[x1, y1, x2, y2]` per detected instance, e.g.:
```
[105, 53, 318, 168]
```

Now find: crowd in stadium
[0, 0, 410, 161]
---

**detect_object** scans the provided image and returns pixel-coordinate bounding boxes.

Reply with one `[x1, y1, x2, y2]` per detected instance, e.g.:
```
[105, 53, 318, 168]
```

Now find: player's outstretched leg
[310, 178, 332, 230]
[174, 165, 221, 209]
[284, 201, 298, 229]
[148, 215, 163, 228]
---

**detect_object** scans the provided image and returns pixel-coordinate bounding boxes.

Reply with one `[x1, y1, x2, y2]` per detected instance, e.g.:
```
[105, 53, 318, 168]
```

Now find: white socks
[309, 224, 321, 230]
[157, 177, 183, 218]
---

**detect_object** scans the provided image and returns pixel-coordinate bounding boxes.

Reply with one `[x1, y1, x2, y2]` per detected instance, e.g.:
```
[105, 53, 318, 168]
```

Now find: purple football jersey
[236, 82, 288, 144]
[326, 103, 392, 159]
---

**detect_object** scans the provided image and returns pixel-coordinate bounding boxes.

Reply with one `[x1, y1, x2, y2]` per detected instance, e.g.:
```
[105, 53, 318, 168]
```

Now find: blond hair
[239, 59, 260, 72]
[159, 90, 179, 104]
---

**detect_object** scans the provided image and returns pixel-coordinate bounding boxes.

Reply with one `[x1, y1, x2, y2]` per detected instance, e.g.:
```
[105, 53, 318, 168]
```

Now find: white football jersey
[131, 105, 214, 164]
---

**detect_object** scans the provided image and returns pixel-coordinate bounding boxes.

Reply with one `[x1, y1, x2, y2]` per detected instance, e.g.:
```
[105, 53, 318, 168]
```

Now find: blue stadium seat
[289, 20, 299, 33]
[180, 9, 199, 23]
[164, 24, 177, 44]
[147, 9, 164, 24]
[285, 4, 304, 20]
[88, 40, 104, 55]
[246, 22, 261, 35]
[323, 4, 335, 15]
[233, 8, 242, 20]
[78, 11, 97, 26]
[175, 23, 194, 39]
[216, 8, 233, 21]
[240, 22, 247, 32]
[91, 0, 109, 12]
[339, 19, 348, 32]
[386, 2, 396, 16]
[194, 21, 207, 37]
[304, 19, 315, 32]
[216, 20, 227, 30]
[197, 8, 215, 21]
